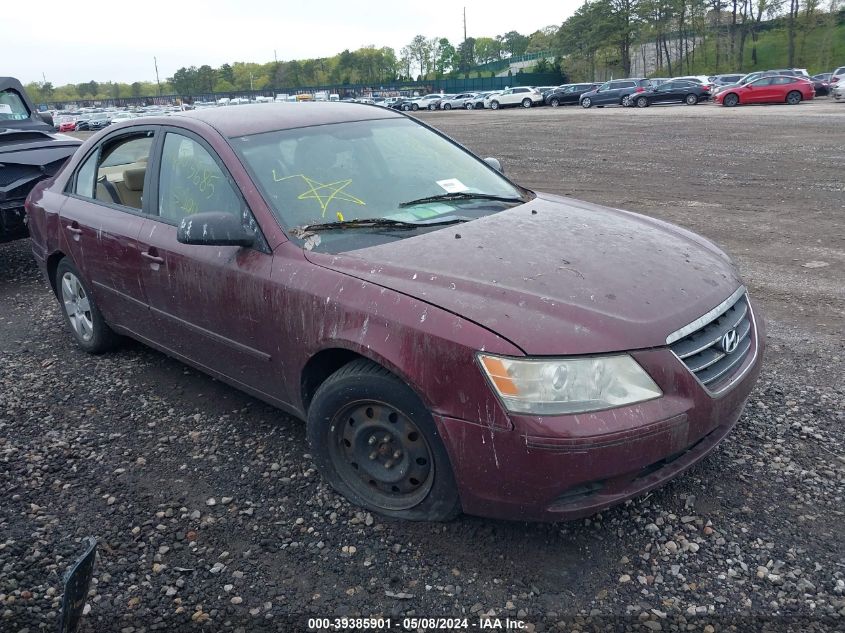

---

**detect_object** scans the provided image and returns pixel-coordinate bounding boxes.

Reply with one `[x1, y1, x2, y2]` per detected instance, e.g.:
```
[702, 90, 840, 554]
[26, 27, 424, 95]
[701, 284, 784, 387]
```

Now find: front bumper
[436, 309, 765, 522]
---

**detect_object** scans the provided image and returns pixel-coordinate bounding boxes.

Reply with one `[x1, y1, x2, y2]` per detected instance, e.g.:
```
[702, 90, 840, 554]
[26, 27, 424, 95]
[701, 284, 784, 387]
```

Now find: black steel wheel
[307, 359, 461, 521]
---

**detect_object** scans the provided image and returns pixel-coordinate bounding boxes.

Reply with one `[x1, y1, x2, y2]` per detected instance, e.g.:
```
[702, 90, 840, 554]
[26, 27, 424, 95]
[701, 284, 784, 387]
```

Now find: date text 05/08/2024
[307, 617, 529, 630]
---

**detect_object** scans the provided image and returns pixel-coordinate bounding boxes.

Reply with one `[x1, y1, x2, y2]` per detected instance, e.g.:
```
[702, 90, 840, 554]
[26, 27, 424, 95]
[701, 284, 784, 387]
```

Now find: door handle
[141, 251, 164, 264]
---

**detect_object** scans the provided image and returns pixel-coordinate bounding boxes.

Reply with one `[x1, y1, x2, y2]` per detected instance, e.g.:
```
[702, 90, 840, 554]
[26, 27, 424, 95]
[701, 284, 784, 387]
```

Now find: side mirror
[746, 84, 753, 89]
[177, 212, 255, 247]
[38, 112, 54, 126]
[484, 157, 504, 174]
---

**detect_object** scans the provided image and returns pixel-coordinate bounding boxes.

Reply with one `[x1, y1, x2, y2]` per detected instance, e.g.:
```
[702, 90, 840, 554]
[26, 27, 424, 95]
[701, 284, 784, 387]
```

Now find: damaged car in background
[0, 77, 80, 242]
[25, 103, 764, 521]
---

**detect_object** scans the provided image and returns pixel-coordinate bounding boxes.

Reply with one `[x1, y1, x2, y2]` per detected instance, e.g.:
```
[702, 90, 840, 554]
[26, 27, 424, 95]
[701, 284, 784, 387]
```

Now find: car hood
[304, 193, 742, 356]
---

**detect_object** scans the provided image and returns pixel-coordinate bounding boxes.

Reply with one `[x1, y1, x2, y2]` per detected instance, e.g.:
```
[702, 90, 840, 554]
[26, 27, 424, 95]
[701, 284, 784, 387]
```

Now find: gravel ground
[1, 101, 844, 632]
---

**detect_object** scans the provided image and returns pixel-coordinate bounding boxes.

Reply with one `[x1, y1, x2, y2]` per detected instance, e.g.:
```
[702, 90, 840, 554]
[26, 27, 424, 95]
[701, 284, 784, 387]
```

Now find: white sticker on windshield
[436, 178, 468, 193]
[0, 105, 13, 114]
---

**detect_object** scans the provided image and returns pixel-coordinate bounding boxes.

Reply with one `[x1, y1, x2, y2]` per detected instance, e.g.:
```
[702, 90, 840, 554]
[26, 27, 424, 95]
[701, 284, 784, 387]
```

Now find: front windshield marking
[231, 118, 524, 240]
[0, 89, 31, 121]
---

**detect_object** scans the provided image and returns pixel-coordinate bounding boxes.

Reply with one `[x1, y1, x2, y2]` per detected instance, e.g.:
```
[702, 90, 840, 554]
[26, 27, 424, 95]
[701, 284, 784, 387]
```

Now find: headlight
[478, 354, 662, 415]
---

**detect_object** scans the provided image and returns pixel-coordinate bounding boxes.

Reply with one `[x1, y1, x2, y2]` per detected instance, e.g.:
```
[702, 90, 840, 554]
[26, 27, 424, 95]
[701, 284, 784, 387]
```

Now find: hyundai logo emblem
[721, 329, 739, 354]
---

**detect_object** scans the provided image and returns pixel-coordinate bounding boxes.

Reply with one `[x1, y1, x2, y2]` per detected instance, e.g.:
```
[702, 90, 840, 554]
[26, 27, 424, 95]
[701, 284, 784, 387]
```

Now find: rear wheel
[307, 359, 461, 521]
[786, 91, 802, 105]
[550, 98, 560, 107]
[443, 103, 451, 110]
[490, 100, 500, 110]
[636, 96, 649, 108]
[55, 258, 119, 354]
[581, 97, 592, 108]
[465, 102, 474, 110]
[685, 93, 699, 105]
[723, 93, 739, 107]
[401, 104, 410, 111]
[521, 98, 532, 108]
[621, 95, 631, 106]
[411, 103, 419, 111]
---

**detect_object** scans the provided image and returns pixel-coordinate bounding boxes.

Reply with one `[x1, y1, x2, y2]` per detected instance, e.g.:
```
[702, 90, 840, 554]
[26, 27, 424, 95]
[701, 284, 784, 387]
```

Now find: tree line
[24, 4, 843, 104]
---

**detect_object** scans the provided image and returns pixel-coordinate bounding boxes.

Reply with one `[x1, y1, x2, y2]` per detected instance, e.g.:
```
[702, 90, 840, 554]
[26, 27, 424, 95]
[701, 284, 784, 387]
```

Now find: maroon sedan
[25, 104, 764, 522]
[715, 75, 815, 106]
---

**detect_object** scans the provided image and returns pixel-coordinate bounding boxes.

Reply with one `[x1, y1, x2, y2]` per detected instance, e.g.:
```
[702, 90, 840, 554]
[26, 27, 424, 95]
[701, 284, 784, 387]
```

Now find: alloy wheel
[329, 401, 435, 511]
[61, 271, 94, 342]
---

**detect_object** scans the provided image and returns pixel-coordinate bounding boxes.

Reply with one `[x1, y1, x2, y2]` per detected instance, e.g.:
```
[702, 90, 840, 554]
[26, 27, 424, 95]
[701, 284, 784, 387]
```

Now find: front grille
[669, 290, 753, 391]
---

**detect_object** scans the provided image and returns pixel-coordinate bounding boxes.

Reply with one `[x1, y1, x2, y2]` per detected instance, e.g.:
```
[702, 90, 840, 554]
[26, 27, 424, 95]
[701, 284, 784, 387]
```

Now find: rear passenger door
[59, 127, 157, 333]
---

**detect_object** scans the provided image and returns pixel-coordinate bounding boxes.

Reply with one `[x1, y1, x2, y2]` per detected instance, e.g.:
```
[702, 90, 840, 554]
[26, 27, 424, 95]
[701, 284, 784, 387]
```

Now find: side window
[74, 151, 98, 198]
[94, 134, 154, 210]
[157, 132, 243, 224]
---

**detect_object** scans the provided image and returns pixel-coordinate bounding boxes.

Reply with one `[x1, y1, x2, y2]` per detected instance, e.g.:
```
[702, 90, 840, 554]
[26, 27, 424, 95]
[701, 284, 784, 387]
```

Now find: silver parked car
[439, 93, 477, 110]
[833, 82, 845, 102]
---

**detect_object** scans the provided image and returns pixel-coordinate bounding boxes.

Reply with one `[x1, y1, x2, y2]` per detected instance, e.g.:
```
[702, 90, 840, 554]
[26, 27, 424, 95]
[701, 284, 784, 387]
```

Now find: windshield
[231, 118, 525, 248]
[0, 89, 31, 121]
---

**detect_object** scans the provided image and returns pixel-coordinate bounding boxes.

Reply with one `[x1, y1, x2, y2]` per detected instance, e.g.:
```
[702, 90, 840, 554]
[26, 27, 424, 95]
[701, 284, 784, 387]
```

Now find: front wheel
[550, 98, 560, 107]
[465, 102, 474, 110]
[55, 258, 119, 353]
[401, 104, 410, 111]
[723, 93, 739, 107]
[521, 98, 532, 108]
[443, 103, 451, 110]
[685, 93, 699, 105]
[411, 103, 419, 111]
[307, 359, 461, 521]
[786, 91, 802, 105]
[636, 96, 649, 108]
[581, 97, 592, 108]
[490, 100, 500, 110]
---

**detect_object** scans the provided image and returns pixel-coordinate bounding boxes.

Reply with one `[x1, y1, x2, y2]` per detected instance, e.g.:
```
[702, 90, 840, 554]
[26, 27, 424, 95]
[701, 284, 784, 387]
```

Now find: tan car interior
[96, 157, 147, 210]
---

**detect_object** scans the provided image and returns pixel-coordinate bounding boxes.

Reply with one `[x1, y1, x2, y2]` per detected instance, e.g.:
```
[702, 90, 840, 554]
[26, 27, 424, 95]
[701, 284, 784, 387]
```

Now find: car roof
[174, 102, 402, 137]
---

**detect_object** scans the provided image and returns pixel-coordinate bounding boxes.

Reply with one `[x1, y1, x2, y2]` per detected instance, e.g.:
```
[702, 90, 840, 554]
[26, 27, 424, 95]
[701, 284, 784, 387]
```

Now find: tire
[786, 91, 802, 105]
[685, 93, 699, 105]
[636, 96, 649, 108]
[490, 100, 499, 110]
[401, 104, 410, 111]
[550, 98, 560, 107]
[411, 103, 419, 111]
[306, 359, 461, 521]
[621, 95, 631, 107]
[521, 98, 532, 108]
[581, 97, 592, 108]
[55, 258, 119, 354]
[428, 103, 436, 110]
[465, 102, 474, 110]
[443, 103, 451, 110]
[723, 93, 739, 107]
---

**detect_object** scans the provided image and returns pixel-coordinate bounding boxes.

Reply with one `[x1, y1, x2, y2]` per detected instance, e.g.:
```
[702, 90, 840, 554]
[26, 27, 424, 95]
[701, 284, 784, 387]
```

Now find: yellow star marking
[272, 172, 366, 217]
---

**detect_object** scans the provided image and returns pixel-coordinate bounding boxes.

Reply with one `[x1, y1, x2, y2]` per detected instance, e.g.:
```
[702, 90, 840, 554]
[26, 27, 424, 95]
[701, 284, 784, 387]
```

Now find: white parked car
[486, 87, 543, 110]
[831, 65, 845, 88]
[482, 92, 503, 109]
[411, 94, 445, 110]
[833, 82, 845, 102]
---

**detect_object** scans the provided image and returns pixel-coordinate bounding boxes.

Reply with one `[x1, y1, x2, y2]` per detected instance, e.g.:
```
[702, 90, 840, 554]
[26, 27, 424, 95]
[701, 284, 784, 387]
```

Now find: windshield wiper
[399, 192, 524, 207]
[291, 217, 467, 235]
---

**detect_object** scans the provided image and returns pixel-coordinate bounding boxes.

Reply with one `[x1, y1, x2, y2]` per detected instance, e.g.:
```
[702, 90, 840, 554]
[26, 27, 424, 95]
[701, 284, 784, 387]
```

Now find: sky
[5, 0, 582, 86]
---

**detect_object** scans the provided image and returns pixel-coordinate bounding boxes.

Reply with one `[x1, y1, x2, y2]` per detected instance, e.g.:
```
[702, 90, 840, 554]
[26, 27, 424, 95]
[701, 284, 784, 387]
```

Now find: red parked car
[25, 104, 764, 522]
[715, 75, 815, 107]
[57, 120, 78, 133]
